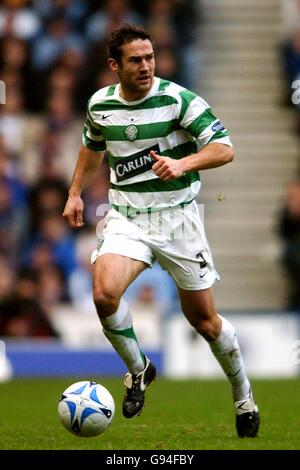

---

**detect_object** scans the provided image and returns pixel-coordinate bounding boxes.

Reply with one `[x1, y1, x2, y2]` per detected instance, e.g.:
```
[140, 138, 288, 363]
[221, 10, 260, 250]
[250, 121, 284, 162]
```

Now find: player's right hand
[62, 195, 85, 228]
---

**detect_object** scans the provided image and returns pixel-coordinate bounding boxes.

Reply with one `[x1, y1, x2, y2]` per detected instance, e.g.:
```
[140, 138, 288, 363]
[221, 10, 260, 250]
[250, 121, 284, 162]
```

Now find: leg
[93, 253, 146, 318]
[93, 253, 156, 418]
[93, 253, 147, 374]
[177, 285, 221, 341]
[177, 285, 250, 399]
[177, 285, 259, 437]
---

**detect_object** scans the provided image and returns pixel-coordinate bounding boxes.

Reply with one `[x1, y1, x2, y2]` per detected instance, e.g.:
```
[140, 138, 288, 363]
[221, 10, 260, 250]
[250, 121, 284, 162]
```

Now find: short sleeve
[82, 103, 106, 152]
[178, 89, 232, 147]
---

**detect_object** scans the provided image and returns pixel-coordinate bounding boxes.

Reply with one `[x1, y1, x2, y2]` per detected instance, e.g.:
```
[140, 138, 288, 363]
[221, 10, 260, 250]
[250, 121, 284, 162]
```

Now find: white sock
[100, 297, 146, 375]
[209, 315, 250, 401]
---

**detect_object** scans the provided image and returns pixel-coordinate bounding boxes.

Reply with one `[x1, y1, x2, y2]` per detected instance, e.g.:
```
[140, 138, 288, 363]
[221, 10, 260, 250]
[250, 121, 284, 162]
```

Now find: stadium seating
[197, 0, 299, 310]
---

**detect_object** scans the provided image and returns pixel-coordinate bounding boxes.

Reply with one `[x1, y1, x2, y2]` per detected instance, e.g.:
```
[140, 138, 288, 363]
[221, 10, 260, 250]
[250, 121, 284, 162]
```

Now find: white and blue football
[58, 381, 115, 437]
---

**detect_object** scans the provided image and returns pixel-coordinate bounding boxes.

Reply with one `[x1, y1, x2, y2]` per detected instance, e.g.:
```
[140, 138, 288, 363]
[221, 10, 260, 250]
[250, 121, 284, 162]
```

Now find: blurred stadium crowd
[279, 0, 300, 311]
[1, 0, 300, 340]
[0, 0, 200, 337]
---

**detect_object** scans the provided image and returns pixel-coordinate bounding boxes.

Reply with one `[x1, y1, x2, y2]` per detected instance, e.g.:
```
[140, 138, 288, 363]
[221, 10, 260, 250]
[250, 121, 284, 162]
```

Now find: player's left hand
[150, 151, 186, 182]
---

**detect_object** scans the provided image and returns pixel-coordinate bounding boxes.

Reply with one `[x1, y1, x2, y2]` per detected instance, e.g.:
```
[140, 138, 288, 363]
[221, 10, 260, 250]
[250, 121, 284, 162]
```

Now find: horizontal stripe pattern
[109, 179, 201, 213]
[83, 77, 231, 210]
[91, 94, 178, 112]
[100, 119, 182, 142]
[108, 140, 197, 165]
[186, 108, 217, 138]
[82, 125, 106, 151]
[111, 171, 199, 193]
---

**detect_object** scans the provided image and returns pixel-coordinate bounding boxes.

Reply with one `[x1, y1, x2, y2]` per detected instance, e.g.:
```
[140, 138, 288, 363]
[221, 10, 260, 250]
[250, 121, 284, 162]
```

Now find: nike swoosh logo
[200, 272, 208, 278]
[228, 366, 242, 377]
[102, 114, 112, 119]
[237, 401, 248, 409]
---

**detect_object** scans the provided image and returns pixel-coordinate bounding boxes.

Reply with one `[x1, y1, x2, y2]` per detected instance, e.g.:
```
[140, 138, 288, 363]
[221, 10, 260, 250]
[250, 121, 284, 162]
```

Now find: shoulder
[87, 84, 118, 112]
[155, 77, 185, 101]
[155, 78, 208, 109]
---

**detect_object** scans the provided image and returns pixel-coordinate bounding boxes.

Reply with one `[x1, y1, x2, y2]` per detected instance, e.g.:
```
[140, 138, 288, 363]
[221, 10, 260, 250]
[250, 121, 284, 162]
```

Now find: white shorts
[91, 200, 219, 291]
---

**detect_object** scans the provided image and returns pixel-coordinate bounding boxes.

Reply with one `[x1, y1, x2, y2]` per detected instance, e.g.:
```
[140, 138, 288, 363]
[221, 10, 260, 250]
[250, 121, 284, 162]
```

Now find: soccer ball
[58, 381, 115, 437]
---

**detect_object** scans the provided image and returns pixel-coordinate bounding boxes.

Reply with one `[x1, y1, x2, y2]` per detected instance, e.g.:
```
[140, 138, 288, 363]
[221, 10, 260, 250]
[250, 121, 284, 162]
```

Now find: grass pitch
[0, 377, 299, 450]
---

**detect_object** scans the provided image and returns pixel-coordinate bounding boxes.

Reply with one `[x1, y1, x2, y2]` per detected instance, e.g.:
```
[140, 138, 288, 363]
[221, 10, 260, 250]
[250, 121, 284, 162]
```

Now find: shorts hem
[175, 278, 217, 291]
[91, 248, 152, 267]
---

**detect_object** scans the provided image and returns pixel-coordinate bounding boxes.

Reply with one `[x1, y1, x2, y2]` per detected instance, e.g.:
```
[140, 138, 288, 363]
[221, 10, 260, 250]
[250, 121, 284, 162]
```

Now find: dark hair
[107, 23, 154, 64]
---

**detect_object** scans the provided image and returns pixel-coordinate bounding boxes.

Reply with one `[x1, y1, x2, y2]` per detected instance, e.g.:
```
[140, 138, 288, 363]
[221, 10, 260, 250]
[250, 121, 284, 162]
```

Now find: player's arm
[151, 143, 234, 182]
[63, 145, 105, 228]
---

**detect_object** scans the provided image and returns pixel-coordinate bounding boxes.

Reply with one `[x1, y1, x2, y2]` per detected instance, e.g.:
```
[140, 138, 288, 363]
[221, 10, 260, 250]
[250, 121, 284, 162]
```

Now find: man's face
[109, 39, 155, 100]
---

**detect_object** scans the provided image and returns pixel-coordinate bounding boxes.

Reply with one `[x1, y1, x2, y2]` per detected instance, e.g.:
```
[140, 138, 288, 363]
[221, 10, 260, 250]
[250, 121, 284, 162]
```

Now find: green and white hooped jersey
[82, 77, 232, 216]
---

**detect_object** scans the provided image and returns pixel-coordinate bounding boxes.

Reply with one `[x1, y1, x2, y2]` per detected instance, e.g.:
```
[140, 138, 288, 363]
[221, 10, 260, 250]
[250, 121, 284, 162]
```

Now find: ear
[108, 58, 119, 73]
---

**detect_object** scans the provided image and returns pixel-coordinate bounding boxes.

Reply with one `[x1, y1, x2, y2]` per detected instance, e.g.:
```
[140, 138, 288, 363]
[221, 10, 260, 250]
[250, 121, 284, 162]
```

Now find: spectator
[85, 0, 143, 44]
[278, 178, 300, 310]
[0, 254, 14, 300]
[0, 67, 23, 94]
[146, 0, 177, 51]
[22, 213, 78, 280]
[38, 264, 67, 312]
[0, 134, 27, 208]
[28, 242, 55, 271]
[82, 163, 110, 230]
[0, 135, 28, 264]
[155, 48, 179, 82]
[47, 64, 77, 98]
[20, 242, 69, 310]
[0, 35, 39, 111]
[33, 0, 88, 30]
[94, 67, 117, 89]
[0, 0, 199, 335]
[79, 65, 116, 106]
[0, 179, 19, 263]
[173, 0, 202, 88]
[31, 14, 86, 71]
[21, 91, 83, 184]
[0, 86, 27, 159]
[27, 176, 68, 233]
[145, 0, 201, 88]
[124, 261, 178, 308]
[68, 228, 97, 313]
[0, 267, 58, 337]
[0, 35, 29, 73]
[0, 0, 41, 41]
[281, 27, 300, 90]
[173, 0, 202, 46]
[281, 0, 300, 40]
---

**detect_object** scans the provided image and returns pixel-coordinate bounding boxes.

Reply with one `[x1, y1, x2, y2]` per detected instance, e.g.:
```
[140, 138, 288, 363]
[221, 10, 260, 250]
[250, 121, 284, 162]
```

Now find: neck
[119, 79, 154, 102]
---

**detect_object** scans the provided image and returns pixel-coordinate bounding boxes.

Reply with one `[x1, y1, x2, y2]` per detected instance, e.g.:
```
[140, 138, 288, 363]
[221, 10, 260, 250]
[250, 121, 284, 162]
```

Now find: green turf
[0, 377, 299, 450]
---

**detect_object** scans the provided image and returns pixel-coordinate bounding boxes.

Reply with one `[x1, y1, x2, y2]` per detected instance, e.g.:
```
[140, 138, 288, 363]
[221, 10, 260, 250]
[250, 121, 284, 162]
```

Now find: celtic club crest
[124, 124, 139, 141]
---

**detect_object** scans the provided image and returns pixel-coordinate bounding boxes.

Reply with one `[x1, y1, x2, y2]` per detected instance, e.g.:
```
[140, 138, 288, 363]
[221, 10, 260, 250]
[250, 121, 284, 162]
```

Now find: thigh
[93, 253, 147, 300]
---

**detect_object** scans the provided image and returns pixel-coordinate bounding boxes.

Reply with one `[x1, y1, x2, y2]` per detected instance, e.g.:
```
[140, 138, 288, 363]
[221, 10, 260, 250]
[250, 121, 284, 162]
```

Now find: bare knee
[190, 316, 221, 342]
[93, 285, 120, 318]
